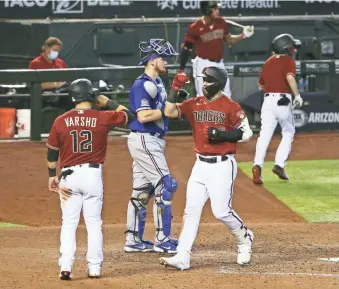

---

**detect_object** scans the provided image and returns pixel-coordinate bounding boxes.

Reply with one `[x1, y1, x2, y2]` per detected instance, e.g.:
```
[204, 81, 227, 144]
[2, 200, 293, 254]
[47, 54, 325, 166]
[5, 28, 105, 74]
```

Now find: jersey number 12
[70, 130, 92, 153]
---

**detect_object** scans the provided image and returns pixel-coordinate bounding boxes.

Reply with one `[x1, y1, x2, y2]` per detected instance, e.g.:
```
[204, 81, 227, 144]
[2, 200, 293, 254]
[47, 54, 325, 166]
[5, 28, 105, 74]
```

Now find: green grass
[0, 222, 27, 228]
[239, 160, 339, 223]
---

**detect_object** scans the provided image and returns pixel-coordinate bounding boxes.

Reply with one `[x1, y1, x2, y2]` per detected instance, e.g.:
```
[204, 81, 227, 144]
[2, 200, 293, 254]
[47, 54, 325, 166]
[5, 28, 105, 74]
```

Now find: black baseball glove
[277, 94, 290, 106]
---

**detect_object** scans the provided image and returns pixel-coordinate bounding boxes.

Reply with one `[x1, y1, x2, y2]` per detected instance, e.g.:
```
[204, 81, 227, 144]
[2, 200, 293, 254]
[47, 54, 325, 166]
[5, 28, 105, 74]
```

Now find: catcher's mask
[198, 66, 227, 99]
[272, 33, 302, 57]
[200, 1, 221, 16]
[138, 38, 178, 66]
[68, 78, 99, 104]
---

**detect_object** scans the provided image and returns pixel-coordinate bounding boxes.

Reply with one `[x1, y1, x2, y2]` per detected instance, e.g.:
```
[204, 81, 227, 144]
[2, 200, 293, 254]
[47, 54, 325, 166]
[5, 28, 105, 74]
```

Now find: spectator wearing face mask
[29, 37, 67, 90]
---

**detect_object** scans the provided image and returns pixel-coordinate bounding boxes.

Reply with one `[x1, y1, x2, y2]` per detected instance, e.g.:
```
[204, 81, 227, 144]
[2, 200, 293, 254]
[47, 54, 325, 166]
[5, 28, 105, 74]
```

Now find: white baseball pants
[254, 93, 295, 168]
[58, 164, 103, 272]
[177, 154, 244, 254]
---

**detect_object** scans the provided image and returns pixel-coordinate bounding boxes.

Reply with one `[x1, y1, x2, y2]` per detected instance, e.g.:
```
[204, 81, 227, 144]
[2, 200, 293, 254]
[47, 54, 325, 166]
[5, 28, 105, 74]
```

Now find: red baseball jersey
[184, 17, 229, 61]
[259, 55, 296, 94]
[177, 95, 245, 155]
[29, 54, 68, 69]
[47, 109, 127, 168]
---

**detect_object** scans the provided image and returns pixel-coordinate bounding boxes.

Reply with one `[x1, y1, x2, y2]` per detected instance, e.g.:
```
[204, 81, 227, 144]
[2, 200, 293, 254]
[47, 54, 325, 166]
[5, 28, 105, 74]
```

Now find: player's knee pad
[129, 183, 154, 240]
[161, 174, 178, 202]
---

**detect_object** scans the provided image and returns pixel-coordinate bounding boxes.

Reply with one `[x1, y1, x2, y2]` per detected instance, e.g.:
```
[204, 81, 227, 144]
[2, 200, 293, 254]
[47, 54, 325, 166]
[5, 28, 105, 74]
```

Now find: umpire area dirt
[1, 131, 339, 289]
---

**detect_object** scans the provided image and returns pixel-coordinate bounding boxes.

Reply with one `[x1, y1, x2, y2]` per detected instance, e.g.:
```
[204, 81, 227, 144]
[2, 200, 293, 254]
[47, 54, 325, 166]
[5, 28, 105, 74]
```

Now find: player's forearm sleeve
[106, 100, 119, 110]
[47, 148, 59, 162]
[179, 42, 193, 70]
[122, 109, 136, 122]
[217, 129, 243, 142]
[167, 89, 178, 103]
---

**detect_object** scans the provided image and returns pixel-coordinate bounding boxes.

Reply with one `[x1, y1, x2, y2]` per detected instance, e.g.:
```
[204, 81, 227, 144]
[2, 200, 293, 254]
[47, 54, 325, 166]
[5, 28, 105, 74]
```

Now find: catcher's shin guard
[126, 183, 154, 242]
[156, 199, 173, 237]
[154, 175, 178, 241]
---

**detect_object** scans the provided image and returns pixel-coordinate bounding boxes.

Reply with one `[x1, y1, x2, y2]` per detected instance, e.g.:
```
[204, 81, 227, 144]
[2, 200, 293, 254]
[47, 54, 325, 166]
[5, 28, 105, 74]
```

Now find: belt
[131, 130, 164, 139]
[63, 163, 100, 169]
[265, 93, 289, 97]
[198, 155, 228, 164]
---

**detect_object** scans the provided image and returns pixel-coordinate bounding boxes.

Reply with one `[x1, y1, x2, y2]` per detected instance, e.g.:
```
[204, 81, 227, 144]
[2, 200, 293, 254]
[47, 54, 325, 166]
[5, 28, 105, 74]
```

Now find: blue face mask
[47, 50, 59, 60]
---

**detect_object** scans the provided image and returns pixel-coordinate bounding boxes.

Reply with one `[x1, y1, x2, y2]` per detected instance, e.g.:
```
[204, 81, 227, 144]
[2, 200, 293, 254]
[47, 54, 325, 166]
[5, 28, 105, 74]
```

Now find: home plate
[318, 258, 339, 262]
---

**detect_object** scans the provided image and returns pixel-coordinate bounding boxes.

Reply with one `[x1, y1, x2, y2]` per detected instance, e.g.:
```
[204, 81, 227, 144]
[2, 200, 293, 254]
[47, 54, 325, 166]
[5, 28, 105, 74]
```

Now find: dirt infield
[0, 131, 338, 289]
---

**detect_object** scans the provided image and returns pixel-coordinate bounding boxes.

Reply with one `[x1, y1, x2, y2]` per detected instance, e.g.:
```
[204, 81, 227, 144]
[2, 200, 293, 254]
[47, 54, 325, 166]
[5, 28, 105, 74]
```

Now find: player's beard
[155, 64, 167, 76]
[203, 83, 220, 100]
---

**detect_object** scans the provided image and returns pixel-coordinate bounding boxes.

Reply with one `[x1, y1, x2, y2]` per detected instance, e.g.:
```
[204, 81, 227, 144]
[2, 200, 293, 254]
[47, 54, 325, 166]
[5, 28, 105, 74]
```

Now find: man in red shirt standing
[175, 1, 254, 98]
[158, 66, 254, 270]
[29, 37, 67, 90]
[46, 78, 133, 280]
[252, 34, 303, 185]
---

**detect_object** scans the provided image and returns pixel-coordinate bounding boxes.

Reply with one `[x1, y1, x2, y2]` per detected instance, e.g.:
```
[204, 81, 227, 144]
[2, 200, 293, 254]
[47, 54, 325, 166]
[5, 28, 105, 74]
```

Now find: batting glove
[242, 25, 254, 39]
[176, 69, 190, 84]
[171, 72, 189, 91]
[292, 94, 303, 109]
[207, 127, 220, 139]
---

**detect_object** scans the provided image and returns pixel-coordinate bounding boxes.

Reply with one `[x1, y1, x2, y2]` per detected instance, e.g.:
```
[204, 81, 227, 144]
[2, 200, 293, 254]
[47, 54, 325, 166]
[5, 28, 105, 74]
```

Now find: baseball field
[0, 131, 338, 289]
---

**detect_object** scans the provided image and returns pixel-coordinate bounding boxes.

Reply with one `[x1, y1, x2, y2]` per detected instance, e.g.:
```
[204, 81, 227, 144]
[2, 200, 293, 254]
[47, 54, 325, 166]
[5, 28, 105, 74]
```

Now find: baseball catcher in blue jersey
[124, 39, 186, 253]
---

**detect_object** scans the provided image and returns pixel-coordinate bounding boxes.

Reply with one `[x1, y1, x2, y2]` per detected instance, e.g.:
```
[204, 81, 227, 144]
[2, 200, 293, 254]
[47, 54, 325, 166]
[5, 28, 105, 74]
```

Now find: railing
[0, 60, 338, 141]
[4, 14, 339, 24]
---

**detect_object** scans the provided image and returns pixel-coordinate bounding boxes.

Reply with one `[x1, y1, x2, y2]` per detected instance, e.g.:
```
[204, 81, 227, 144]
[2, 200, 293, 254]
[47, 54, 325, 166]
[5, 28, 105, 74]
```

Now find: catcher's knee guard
[127, 183, 154, 242]
[155, 175, 178, 239]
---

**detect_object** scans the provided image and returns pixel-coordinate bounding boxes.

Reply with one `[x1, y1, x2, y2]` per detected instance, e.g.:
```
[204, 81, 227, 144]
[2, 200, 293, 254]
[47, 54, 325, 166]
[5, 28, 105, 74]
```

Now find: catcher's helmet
[68, 78, 99, 104]
[198, 66, 227, 98]
[200, 1, 220, 16]
[272, 34, 302, 56]
[138, 38, 178, 65]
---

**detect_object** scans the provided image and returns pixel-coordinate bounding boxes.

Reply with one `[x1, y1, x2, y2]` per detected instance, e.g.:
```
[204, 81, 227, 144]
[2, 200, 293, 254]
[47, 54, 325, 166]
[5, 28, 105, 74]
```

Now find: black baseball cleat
[59, 271, 72, 280]
[272, 165, 289, 180]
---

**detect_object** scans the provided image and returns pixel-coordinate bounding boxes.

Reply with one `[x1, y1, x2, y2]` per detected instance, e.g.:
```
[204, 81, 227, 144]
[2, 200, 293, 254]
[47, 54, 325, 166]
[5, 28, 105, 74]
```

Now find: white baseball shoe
[232, 225, 254, 265]
[159, 252, 190, 271]
[88, 268, 101, 279]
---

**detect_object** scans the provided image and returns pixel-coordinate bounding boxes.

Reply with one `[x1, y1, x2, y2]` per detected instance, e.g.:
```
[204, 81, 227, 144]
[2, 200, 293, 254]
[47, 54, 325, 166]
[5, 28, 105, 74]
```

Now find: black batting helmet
[68, 78, 99, 104]
[200, 1, 220, 16]
[198, 66, 227, 98]
[272, 34, 302, 56]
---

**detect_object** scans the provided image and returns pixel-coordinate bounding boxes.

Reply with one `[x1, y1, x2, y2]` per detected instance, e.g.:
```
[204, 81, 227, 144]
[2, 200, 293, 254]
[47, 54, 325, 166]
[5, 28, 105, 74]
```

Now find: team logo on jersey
[141, 98, 150, 108]
[200, 29, 224, 42]
[193, 110, 225, 124]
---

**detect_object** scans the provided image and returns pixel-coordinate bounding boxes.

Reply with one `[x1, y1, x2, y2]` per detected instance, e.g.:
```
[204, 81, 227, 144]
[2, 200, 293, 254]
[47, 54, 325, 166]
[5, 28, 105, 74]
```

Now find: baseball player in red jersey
[46, 78, 134, 280]
[157, 66, 254, 270]
[252, 34, 303, 185]
[176, 1, 254, 98]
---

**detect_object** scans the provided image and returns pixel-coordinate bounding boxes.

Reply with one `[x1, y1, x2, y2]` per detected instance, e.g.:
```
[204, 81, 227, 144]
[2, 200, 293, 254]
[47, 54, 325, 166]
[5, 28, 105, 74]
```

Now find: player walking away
[252, 34, 303, 185]
[158, 66, 254, 270]
[46, 79, 134, 280]
[175, 0, 254, 98]
[124, 39, 186, 254]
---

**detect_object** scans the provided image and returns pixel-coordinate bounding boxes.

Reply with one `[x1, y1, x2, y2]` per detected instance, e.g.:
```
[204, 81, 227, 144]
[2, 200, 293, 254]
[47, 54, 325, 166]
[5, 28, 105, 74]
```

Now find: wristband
[48, 168, 57, 177]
